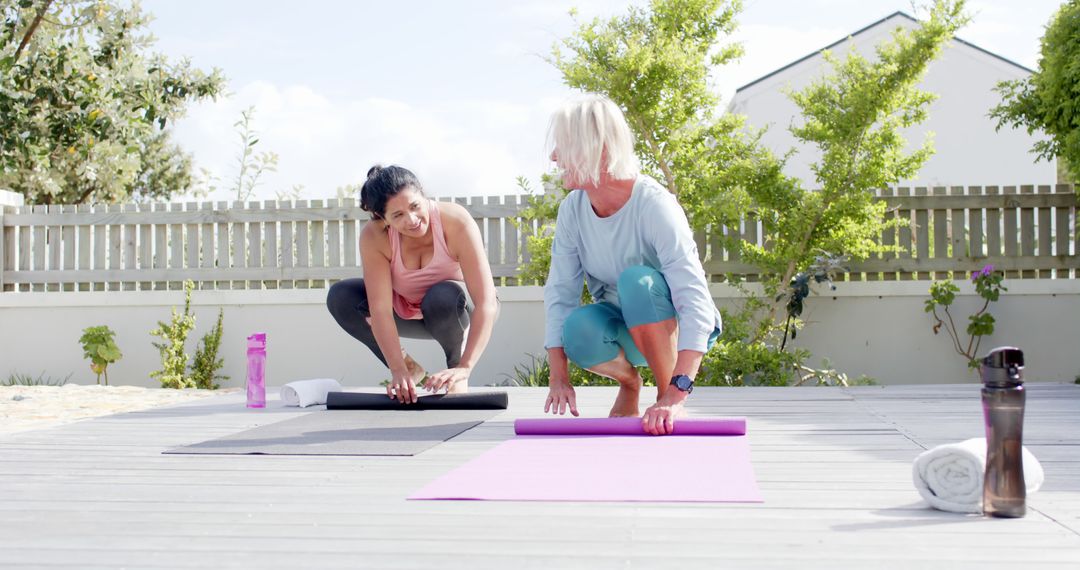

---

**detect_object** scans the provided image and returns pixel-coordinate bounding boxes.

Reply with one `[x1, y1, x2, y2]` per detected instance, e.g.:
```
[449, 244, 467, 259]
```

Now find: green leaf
[98, 345, 122, 362]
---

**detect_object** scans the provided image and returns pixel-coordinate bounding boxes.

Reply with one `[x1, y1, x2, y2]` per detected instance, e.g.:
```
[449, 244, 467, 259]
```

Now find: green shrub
[499, 353, 655, 388]
[150, 281, 197, 389]
[925, 265, 1007, 369]
[3, 371, 72, 386]
[698, 339, 807, 387]
[190, 308, 227, 390]
[78, 325, 122, 386]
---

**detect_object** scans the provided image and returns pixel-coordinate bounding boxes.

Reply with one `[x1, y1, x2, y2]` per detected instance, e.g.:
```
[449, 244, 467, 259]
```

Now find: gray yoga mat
[164, 409, 500, 456]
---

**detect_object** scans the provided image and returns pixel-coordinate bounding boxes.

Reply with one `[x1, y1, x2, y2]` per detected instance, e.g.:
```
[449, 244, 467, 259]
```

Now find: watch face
[672, 375, 693, 391]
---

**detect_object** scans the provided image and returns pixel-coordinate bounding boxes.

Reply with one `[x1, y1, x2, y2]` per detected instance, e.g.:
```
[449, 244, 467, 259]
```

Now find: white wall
[728, 16, 1057, 188]
[1, 281, 1077, 388]
[779, 280, 1080, 384]
[0, 287, 546, 390]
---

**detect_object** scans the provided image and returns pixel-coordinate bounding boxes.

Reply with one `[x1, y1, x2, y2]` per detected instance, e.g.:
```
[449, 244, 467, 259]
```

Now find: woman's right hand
[544, 348, 578, 416]
[545, 381, 579, 416]
[386, 369, 418, 404]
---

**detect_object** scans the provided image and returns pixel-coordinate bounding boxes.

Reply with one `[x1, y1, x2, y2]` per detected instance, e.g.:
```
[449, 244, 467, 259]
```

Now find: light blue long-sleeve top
[543, 175, 722, 353]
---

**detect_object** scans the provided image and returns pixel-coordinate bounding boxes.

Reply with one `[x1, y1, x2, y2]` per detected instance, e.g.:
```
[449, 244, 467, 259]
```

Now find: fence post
[0, 189, 27, 292]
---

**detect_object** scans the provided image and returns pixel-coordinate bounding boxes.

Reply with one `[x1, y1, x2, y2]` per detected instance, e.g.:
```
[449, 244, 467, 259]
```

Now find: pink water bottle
[246, 333, 267, 408]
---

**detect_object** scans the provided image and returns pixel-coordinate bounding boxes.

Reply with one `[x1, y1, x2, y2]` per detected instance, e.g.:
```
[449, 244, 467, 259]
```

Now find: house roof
[734, 11, 1034, 94]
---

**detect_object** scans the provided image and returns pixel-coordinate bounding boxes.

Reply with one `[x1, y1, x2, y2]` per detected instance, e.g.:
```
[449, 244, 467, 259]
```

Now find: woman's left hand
[424, 367, 471, 393]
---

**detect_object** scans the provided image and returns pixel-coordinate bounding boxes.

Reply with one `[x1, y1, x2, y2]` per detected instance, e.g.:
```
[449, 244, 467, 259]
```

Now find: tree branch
[963, 297, 992, 357]
[631, 115, 678, 195]
[941, 306, 968, 357]
[76, 187, 96, 204]
[13, 0, 55, 65]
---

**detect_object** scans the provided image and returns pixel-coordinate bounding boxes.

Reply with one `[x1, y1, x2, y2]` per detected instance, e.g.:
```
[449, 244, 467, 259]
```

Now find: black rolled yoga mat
[326, 391, 508, 410]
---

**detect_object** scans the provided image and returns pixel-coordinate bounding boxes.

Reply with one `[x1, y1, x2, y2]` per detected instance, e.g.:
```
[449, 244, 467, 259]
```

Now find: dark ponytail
[359, 165, 423, 220]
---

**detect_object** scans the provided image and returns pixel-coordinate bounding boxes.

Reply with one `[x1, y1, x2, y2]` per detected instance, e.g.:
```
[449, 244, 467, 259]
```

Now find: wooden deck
[1, 384, 1078, 569]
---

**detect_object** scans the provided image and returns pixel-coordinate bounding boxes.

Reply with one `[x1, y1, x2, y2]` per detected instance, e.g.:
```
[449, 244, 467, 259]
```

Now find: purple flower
[972, 264, 994, 282]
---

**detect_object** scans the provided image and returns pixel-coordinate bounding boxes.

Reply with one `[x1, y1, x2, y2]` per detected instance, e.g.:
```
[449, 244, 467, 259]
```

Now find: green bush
[697, 303, 874, 387]
[190, 309, 227, 390]
[150, 281, 197, 389]
[149, 281, 229, 390]
[3, 371, 72, 387]
[78, 325, 122, 386]
[692, 294, 809, 386]
[925, 265, 1007, 368]
[500, 353, 654, 388]
[699, 339, 808, 387]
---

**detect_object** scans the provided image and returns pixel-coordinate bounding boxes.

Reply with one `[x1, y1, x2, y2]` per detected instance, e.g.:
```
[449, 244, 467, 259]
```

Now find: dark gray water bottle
[981, 346, 1026, 518]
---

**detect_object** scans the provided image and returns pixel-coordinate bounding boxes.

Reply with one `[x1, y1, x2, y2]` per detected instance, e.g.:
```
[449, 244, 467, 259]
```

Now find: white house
[727, 11, 1057, 188]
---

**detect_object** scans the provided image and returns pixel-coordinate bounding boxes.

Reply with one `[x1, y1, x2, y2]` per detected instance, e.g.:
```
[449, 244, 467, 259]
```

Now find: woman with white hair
[543, 94, 722, 435]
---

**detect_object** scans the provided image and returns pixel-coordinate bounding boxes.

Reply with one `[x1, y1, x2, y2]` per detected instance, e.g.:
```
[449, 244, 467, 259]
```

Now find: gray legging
[326, 278, 472, 368]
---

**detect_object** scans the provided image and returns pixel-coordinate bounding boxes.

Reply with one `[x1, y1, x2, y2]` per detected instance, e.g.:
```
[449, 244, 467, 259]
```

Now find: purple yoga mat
[410, 417, 762, 503]
[514, 417, 746, 436]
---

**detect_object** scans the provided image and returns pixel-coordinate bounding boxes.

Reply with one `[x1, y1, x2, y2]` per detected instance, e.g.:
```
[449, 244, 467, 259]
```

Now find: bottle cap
[981, 346, 1023, 388]
[247, 332, 267, 351]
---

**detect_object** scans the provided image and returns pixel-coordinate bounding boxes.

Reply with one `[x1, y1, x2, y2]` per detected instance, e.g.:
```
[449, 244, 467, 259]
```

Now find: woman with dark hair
[326, 165, 498, 403]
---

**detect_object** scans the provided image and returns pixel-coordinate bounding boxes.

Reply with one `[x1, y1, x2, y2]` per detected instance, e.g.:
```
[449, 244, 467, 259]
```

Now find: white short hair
[547, 95, 639, 186]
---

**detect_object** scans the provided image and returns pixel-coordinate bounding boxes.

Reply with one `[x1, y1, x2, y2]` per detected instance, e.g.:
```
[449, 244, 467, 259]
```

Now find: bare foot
[447, 378, 469, 394]
[608, 385, 641, 417]
[403, 352, 427, 385]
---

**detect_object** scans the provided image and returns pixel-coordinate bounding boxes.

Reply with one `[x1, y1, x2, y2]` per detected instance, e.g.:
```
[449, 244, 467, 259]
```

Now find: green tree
[551, 0, 748, 203]
[0, 0, 225, 205]
[992, 0, 1080, 183]
[766, 0, 969, 310]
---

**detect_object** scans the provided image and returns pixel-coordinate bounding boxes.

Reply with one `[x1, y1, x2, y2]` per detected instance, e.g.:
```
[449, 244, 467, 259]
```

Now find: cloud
[505, 0, 643, 23]
[170, 81, 553, 202]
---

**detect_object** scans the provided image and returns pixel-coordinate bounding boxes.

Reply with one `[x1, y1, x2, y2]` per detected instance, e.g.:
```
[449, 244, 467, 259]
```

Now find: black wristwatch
[670, 374, 694, 394]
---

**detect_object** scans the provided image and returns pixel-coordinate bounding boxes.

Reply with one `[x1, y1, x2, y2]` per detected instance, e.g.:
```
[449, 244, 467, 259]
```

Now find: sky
[140, 0, 1066, 202]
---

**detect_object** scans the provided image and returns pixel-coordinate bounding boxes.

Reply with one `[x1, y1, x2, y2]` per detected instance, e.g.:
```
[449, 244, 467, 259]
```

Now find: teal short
[561, 265, 717, 369]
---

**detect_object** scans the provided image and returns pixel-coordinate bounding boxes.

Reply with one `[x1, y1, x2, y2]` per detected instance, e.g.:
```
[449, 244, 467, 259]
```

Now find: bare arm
[674, 350, 705, 379]
[359, 223, 414, 401]
[547, 347, 571, 386]
[542, 197, 583, 415]
[424, 203, 498, 391]
[445, 203, 498, 370]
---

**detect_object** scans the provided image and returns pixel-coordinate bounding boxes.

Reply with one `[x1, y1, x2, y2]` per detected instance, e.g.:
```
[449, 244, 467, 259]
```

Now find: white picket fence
[0, 195, 535, 292]
[1, 185, 1078, 293]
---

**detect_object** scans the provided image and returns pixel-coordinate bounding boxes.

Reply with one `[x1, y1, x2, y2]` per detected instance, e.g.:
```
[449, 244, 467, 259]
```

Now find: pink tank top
[389, 201, 465, 319]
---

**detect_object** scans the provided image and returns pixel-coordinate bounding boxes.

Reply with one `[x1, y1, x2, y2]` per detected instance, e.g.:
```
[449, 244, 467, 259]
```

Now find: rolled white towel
[912, 437, 1045, 513]
[280, 378, 342, 408]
